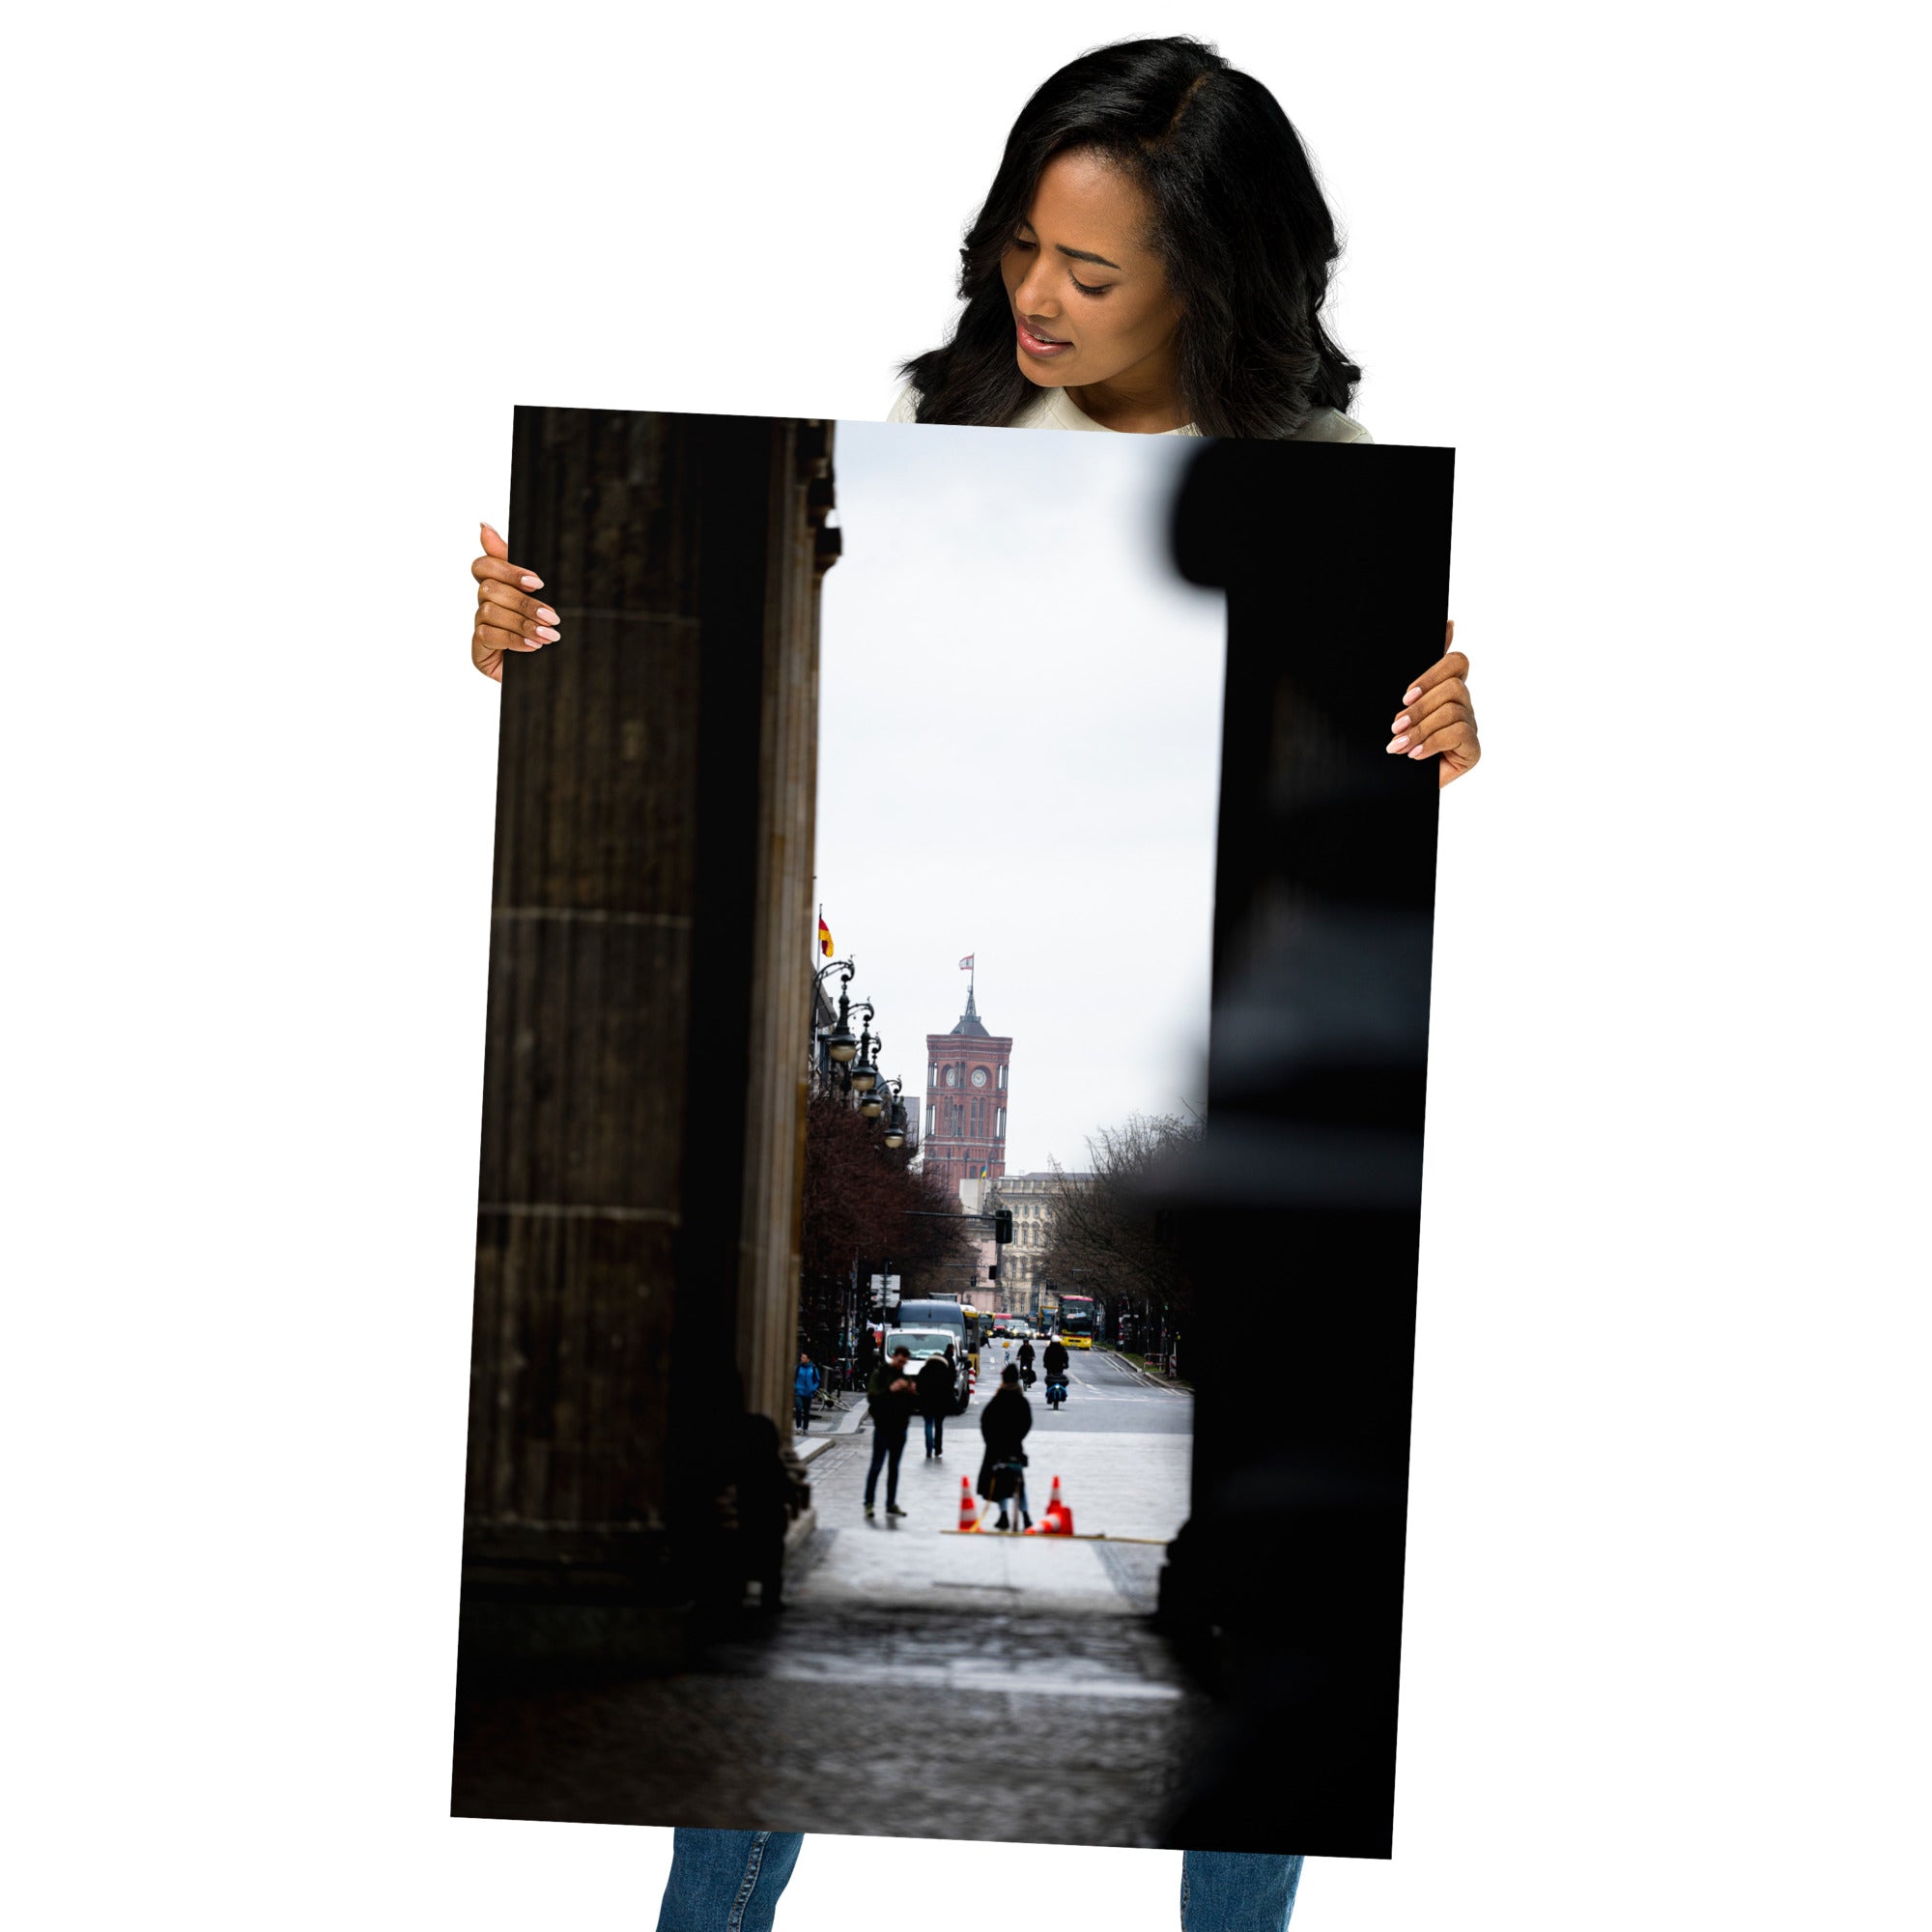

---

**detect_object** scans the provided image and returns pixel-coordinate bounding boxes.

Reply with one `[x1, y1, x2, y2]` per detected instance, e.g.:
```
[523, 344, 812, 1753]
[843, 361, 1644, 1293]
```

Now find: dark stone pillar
[1156, 440, 1454, 1857]
[459, 409, 835, 1662]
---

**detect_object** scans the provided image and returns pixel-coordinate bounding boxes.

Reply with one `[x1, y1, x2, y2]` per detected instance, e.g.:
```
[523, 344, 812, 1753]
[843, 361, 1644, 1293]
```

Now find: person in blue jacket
[791, 1350, 821, 1434]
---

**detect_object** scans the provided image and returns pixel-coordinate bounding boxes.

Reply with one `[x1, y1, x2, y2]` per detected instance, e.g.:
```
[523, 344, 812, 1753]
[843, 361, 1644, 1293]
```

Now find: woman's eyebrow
[1015, 220, 1122, 272]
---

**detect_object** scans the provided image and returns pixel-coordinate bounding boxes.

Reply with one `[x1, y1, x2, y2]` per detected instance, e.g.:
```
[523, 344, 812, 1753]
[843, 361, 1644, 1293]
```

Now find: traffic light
[994, 1208, 1013, 1244]
[988, 1264, 1000, 1281]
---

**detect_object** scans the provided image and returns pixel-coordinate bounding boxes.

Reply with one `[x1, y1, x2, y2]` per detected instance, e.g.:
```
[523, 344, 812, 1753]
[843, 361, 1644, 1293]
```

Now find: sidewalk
[1097, 1345, 1193, 1392]
[785, 1427, 1187, 1615]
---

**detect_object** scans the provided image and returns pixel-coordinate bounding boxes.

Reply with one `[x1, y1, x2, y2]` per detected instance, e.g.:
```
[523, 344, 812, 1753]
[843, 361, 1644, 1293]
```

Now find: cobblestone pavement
[452, 1362, 1210, 1844]
[452, 1592, 1212, 1845]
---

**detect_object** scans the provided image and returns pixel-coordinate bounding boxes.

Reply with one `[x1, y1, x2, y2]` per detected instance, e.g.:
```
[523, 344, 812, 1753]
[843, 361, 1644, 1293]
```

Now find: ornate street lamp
[861, 1043, 890, 1120]
[882, 1078, 906, 1148]
[822, 962, 859, 1065]
[850, 1006, 879, 1094]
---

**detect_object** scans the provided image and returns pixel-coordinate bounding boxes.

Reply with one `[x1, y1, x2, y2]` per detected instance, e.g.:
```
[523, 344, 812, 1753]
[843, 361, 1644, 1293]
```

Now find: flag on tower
[959, 953, 974, 971]
[980, 1162, 989, 1180]
[818, 911, 834, 958]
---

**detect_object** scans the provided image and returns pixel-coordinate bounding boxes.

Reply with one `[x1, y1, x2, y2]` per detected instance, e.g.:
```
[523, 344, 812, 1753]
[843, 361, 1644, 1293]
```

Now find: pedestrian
[729, 1412, 794, 1614]
[977, 1363, 1034, 1532]
[917, 1345, 955, 1458]
[863, 1346, 917, 1519]
[792, 1350, 821, 1434]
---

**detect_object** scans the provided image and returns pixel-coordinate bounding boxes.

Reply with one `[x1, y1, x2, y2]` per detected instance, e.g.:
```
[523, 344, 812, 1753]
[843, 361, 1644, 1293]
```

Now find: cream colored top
[887, 381, 1372, 442]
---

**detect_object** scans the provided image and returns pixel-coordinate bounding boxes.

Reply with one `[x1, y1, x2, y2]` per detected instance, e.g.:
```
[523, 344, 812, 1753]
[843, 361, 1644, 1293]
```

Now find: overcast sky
[812, 422, 1225, 1177]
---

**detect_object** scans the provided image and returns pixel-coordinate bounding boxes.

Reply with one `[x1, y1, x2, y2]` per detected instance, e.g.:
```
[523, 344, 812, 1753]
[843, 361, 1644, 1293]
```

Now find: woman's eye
[1070, 275, 1111, 298]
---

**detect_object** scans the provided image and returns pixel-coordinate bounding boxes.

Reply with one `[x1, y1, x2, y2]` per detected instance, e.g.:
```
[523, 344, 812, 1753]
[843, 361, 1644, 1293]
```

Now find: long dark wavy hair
[899, 37, 1360, 439]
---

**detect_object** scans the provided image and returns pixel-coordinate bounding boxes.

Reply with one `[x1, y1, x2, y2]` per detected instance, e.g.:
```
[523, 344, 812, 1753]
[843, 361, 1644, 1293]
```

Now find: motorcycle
[1045, 1375, 1068, 1409]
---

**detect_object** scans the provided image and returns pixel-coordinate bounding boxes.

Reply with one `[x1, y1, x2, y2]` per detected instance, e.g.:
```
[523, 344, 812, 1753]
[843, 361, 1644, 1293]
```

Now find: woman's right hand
[470, 522, 560, 682]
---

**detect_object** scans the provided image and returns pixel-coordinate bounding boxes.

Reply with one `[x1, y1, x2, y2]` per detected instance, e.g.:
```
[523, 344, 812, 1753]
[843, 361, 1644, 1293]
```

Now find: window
[996, 1107, 1006, 1139]
[927, 1104, 937, 1138]
[929, 1064, 938, 1088]
[997, 1065, 1007, 1091]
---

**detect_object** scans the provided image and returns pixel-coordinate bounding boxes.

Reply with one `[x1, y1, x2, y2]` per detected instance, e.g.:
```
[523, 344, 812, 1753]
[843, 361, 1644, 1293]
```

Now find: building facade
[922, 981, 1012, 1203]
[982, 1170, 1063, 1319]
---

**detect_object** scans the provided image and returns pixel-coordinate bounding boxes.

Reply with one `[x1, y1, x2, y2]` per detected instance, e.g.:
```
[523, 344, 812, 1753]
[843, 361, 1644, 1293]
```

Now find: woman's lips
[1016, 316, 1072, 358]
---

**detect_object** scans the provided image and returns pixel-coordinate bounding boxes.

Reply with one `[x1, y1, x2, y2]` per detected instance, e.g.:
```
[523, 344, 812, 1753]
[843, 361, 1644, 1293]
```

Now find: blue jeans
[656, 1830, 804, 1932]
[863, 1429, 906, 1507]
[922, 1412, 944, 1454]
[656, 1831, 1303, 1929]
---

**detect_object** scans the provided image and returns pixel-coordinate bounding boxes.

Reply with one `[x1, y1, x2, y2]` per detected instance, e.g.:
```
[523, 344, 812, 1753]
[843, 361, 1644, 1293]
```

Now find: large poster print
[449, 409, 1452, 1858]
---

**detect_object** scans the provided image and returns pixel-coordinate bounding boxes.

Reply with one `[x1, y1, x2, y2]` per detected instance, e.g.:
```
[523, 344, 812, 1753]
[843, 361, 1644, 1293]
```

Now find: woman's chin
[1014, 354, 1071, 389]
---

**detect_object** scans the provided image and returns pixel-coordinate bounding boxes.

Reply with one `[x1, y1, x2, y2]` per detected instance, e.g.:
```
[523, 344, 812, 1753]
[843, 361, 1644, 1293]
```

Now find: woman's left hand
[1386, 621, 1479, 787]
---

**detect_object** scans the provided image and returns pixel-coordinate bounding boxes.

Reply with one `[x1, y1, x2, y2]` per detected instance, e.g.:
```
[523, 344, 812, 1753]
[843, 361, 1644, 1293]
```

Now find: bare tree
[1042, 1111, 1204, 1355]
[798, 1092, 977, 1344]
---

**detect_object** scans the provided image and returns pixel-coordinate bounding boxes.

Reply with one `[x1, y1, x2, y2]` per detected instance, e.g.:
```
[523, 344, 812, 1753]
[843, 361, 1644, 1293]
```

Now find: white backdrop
[4, 5, 1925, 1929]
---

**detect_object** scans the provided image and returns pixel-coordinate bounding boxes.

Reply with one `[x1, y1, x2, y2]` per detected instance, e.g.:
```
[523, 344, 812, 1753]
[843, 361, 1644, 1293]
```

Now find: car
[882, 1329, 970, 1413]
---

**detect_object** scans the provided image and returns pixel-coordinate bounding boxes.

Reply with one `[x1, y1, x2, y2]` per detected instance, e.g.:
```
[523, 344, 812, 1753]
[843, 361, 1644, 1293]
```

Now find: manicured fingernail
[1403, 686, 1422, 703]
[1407, 746, 1428, 758]
[1385, 734, 1409, 753]
[1391, 714, 1410, 731]
[482, 523, 501, 538]
[536, 606, 559, 624]
[521, 574, 543, 589]
[533, 625, 560, 642]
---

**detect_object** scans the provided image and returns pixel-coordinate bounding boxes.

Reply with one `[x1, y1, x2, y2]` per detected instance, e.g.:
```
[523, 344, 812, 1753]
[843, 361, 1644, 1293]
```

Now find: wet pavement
[452, 1350, 1208, 1844]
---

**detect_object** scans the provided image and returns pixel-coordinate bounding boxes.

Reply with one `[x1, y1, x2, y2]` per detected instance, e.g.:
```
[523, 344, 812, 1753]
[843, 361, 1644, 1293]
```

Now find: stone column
[460, 409, 835, 1658]
[1155, 440, 1454, 1857]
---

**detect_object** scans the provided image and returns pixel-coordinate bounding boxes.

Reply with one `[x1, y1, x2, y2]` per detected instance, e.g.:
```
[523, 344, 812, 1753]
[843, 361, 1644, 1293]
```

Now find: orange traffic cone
[1048, 1477, 1072, 1535]
[957, 1476, 978, 1533]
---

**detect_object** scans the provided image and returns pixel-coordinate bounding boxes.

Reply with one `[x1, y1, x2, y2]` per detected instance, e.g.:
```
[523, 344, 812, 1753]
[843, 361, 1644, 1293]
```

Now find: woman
[977, 1361, 1035, 1531]
[478, 35, 1473, 1932]
[470, 37, 1478, 795]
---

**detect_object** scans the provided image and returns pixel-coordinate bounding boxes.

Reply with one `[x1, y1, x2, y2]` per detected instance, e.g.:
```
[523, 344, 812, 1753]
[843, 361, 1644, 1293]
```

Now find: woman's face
[1000, 148, 1179, 393]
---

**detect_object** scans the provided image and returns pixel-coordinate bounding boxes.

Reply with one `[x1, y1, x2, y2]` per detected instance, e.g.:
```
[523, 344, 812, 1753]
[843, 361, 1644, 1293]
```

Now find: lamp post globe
[850, 1015, 879, 1094]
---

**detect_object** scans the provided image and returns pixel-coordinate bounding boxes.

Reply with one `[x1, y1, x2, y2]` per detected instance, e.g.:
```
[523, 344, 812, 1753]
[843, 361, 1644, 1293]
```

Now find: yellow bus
[1057, 1293, 1095, 1349]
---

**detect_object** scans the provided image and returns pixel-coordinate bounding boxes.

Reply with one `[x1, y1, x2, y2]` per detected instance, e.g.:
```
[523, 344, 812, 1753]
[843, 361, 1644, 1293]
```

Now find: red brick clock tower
[923, 968, 1012, 1204]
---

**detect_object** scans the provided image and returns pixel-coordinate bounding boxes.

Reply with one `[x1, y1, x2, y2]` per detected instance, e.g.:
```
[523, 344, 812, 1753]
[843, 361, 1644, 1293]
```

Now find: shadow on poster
[449, 407, 1452, 1859]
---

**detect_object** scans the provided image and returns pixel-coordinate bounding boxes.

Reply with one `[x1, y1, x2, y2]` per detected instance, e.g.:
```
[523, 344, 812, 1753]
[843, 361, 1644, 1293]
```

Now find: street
[451, 1350, 1212, 1845]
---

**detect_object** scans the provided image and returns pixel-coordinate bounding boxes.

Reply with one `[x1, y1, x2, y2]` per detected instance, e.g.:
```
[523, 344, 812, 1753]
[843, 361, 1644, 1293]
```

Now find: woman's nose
[1013, 263, 1059, 321]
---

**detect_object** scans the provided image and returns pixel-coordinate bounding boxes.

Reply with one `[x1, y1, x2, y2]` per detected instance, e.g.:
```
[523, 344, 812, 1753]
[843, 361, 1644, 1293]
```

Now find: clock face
[970, 1066, 989, 1089]
[943, 1066, 957, 1088]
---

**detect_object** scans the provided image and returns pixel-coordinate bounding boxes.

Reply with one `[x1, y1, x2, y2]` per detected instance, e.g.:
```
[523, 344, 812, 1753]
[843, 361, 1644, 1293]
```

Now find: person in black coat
[730, 1411, 795, 1612]
[864, 1347, 918, 1519]
[916, 1346, 956, 1460]
[976, 1364, 1034, 1531]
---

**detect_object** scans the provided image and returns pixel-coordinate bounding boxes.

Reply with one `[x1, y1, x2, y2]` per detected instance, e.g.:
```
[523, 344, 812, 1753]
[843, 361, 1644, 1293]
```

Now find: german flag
[818, 911, 834, 958]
